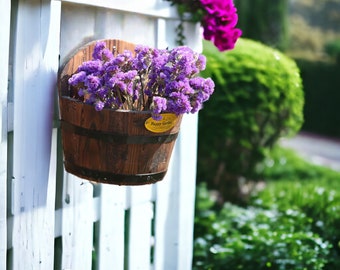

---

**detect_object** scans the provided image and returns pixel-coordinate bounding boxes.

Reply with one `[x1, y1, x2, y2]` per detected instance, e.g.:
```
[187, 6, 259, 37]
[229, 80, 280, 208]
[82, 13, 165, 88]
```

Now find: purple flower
[152, 96, 167, 114]
[93, 41, 106, 60]
[190, 99, 203, 113]
[84, 75, 101, 90]
[77, 60, 103, 74]
[94, 100, 105, 111]
[92, 41, 113, 61]
[167, 92, 192, 115]
[77, 88, 85, 97]
[197, 54, 207, 70]
[203, 78, 215, 96]
[68, 71, 87, 86]
[97, 87, 108, 98]
[133, 45, 153, 70]
[68, 41, 215, 115]
[124, 70, 138, 80]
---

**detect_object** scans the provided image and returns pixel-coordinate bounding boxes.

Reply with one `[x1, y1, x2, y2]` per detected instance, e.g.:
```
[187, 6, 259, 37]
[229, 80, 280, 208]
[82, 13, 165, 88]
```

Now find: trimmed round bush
[198, 38, 304, 189]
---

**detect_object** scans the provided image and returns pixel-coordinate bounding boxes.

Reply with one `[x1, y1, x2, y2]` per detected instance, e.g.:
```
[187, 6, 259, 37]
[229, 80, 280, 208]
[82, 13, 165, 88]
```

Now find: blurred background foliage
[193, 147, 340, 269]
[234, 0, 340, 138]
[235, 0, 340, 62]
[193, 0, 340, 268]
[198, 38, 304, 203]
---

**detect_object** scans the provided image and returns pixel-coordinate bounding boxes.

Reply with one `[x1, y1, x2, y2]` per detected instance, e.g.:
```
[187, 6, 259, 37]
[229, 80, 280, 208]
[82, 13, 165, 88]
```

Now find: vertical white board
[11, 0, 61, 268]
[3, 1, 200, 269]
[60, 2, 156, 65]
[96, 184, 126, 270]
[153, 114, 198, 270]
[153, 20, 201, 270]
[0, 1, 11, 269]
[60, 175, 94, 270]
[127, 186, 154, 270]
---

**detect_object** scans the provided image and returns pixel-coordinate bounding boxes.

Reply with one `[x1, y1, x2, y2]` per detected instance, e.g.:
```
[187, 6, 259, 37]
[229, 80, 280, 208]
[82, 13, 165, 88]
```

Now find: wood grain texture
[0, 0, 10, 268]
[10, 1, 61, 269]
[58, 39, 182, 185]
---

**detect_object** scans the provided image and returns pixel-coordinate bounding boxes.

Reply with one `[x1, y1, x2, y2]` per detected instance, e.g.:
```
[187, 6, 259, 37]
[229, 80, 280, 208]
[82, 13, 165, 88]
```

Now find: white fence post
[95, 185, 127, 270]
[0, 1, 11, 269]
[153, 19, 202, 270]
[4, 1, 201, 269]
[127, 186, 154, 270]
[60, 175, 94, 270]
[10, 0, 61, 268]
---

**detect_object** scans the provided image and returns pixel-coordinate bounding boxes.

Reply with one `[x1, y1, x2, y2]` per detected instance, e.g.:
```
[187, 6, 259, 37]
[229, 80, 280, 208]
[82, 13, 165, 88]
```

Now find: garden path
[280, 131, 340, 171]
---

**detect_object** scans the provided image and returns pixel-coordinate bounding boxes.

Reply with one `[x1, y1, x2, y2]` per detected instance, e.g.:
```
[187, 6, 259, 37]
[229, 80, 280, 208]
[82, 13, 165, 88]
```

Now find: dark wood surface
[58, 39, 181, 185]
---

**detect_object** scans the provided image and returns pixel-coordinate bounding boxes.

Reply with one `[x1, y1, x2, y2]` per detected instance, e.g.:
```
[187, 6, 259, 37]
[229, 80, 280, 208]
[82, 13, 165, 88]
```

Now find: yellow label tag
[145, 113, 178, 133]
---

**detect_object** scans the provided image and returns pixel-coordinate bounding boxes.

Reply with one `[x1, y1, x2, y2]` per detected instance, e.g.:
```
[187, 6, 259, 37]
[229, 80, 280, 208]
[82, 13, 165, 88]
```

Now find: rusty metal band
[61, 120, 178, 144]
[64, 161, 166, 185]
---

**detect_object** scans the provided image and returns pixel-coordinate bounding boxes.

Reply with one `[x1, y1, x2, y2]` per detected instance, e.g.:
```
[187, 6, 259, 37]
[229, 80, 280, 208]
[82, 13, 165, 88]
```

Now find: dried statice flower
[68, 41, 215, 119]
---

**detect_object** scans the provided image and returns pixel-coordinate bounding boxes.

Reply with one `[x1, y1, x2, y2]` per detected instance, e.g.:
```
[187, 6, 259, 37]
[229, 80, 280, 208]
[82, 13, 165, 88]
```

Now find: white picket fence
[0, 1, 202, 269]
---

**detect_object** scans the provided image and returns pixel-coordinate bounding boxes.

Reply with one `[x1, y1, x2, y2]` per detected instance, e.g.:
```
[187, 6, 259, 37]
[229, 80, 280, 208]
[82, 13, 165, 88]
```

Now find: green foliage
[295, 59, 340, 137]
[234, 0, 289, 50]
[252, 147, 340, 268]
[325, 39, 340, 64]
[198, 38, 304, 181]
[261, 146, 340, 183]
[286, 14, 334, 62]
[193, 183, 331, 270]
[194, 147, 340, 269]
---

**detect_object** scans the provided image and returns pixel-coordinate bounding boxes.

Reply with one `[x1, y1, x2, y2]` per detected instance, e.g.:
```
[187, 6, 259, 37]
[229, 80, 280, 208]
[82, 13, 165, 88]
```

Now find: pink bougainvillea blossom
[200, 0, 242, 51]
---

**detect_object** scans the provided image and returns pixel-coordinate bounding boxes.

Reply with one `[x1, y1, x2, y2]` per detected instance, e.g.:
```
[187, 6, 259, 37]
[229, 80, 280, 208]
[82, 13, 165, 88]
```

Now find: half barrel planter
[57, 39, 182, 185]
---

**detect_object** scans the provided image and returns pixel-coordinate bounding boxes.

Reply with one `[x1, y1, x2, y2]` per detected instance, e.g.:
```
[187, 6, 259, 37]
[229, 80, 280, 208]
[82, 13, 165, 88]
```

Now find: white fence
[0, 1, 202, 269]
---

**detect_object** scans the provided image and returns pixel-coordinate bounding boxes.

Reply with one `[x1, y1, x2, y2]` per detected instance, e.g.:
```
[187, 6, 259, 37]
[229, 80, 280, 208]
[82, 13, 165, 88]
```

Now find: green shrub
[295, 60, 340, 137]
[234, 0, 289, 50]
[193, 184, 331, 270]
[325, 39, 340, 62]
[198, 38, 304, 185]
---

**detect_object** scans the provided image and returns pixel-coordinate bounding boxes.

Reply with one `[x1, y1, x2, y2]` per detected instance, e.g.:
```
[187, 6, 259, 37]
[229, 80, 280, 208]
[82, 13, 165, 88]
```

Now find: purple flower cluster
[68, 41, 215, 119]
[200, 0, 242, 51]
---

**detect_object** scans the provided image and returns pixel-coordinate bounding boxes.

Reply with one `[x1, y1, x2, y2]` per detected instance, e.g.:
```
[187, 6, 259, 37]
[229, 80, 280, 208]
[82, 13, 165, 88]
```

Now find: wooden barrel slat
[58, 39, 181, 185]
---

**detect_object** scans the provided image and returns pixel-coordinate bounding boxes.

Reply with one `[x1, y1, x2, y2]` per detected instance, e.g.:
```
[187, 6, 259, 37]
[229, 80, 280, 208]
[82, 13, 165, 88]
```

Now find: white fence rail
[1, 0, 201, 269]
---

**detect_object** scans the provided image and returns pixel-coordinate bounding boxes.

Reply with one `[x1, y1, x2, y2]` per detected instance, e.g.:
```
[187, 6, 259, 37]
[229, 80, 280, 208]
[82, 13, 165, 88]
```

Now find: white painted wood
[172, 114, 199, 270]
[153, 20, 201, 270]
[10, 0, 61, 269]
[12, 0, 61, 211]
[6, 102, 14, 132]
[57, 5, 161, 269]
[61, 175, 94, 270]
[172, 23, 201, 270]
[0, 1, 11, 269]
[153, 114, 198, 270]
[10, 128, 58, 269]
[4, 1, 200, 269]
[61, 0, 178, 19]
[127, 185, 154, 208]
[60, 2, 157, 64]
[96, 184, 127, 270]
[128, 201, 154, 270]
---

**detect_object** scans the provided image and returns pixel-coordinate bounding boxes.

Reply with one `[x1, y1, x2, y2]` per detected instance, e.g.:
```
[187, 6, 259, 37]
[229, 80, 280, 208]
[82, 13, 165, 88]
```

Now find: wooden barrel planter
[58, 39, 182, 185]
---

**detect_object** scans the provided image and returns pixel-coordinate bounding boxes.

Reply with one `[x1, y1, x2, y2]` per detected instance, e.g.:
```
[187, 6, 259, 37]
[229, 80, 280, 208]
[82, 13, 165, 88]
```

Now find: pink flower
[200, 0, 242, 51]
[213, 27, 242, 51]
